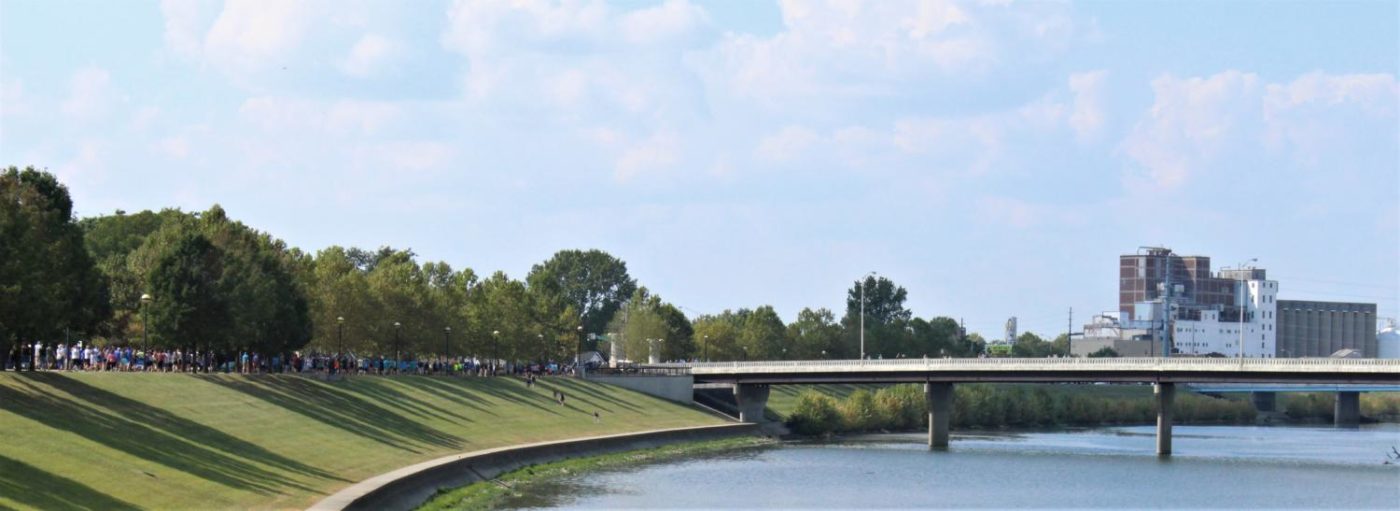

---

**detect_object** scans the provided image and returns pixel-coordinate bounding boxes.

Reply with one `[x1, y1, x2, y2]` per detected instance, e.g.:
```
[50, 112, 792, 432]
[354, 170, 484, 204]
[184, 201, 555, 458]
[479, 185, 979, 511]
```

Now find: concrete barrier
[584, 374, 695, 403]
[307, 423, 758, 511]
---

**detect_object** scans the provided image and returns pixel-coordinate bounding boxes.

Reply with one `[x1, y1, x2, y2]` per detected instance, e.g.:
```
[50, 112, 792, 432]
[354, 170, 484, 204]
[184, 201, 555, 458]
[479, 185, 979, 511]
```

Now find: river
[499, 424, 1400, 509]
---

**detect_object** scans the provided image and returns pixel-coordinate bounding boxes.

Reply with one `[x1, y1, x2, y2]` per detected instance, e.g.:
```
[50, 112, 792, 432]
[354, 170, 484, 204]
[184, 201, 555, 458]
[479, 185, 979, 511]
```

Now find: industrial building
[1074, 247, 1379, 358]
[1277, 300, 1377, 358]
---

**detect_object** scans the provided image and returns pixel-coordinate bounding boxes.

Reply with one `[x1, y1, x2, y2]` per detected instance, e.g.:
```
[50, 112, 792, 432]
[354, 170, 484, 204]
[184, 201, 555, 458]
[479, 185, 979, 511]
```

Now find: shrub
[786, 391, 842, 436]
[839, 389, 883, 432]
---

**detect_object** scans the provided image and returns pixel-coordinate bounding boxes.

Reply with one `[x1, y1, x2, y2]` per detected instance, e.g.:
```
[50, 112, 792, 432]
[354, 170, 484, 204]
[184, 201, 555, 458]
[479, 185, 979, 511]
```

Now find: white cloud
[1122, 71, 1261, 190]
[160, 0, 218, 58]
[1067, 70, 1108, 141]
[339, 33, 400, 78]
[204, 0, 312, 72]
[1122, 70, 1398, 191]
[615, 130, 680, 181]
[619, 0, 708, 44]
[60, 66, 112, 121]
[756, 125, 821, 162]
[700, 0, 1082, 108]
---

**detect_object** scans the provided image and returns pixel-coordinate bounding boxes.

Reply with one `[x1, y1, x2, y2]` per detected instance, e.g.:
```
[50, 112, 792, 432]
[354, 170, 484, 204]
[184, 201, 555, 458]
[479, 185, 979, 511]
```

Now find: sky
[2, 0, 1397, 340]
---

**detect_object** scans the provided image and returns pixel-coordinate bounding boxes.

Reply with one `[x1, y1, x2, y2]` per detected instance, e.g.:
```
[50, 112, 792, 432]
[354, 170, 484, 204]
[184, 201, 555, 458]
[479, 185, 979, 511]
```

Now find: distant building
[1277, 300, 1377, 357]
[1089, 246, 1386, 358]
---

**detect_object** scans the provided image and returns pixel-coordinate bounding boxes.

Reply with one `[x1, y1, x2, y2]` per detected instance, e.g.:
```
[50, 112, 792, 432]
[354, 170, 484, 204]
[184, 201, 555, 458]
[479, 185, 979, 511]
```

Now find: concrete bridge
[681, 357, 1400, 456]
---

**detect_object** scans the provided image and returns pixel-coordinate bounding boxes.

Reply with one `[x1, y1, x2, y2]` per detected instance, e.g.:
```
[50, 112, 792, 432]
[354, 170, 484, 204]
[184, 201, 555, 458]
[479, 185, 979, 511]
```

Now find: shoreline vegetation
[781, 384, 1400, 436]
[417, 436, 775, 511]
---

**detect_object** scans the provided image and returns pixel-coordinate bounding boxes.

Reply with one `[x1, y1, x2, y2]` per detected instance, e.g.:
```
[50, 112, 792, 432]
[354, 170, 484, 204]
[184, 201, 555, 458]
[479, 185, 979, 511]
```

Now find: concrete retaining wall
[308, 423, 757, 511]
[584, 374, 695, 403]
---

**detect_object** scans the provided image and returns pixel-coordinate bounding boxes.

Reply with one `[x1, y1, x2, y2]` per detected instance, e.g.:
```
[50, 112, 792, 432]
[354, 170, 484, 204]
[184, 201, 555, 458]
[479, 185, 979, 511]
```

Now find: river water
[502, 424, 1400, 509]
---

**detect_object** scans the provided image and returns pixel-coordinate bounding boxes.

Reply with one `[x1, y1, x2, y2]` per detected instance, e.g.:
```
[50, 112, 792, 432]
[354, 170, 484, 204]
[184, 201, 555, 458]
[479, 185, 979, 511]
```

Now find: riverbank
[418, 436, 775, 511]
[776, 383, 1400, 436]
[0, 372, 725, 510]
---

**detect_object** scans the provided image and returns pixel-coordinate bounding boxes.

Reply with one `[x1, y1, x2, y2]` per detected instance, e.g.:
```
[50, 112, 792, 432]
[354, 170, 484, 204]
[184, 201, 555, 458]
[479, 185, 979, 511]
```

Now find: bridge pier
[925, 382, 954, 450]
[1155, 383, 1174, 456]
[1250, 391, 1277, 413]
[733, 384, 770, 423]
[1334, 391, 1360, 427]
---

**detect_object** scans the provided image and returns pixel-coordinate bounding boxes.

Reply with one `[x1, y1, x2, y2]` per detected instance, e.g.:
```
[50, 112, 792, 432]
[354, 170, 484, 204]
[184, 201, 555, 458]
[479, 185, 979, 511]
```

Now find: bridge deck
[678, 358, 1400, 385]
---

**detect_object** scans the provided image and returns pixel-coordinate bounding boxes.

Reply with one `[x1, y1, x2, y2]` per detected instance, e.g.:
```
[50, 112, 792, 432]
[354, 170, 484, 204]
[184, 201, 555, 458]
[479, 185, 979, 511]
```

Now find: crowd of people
[3, 340, 581, 377]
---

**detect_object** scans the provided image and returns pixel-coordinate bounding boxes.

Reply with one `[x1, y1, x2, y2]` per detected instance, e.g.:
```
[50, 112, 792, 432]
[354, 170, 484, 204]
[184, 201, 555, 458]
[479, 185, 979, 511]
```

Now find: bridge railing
[684, 357, 1400, 373]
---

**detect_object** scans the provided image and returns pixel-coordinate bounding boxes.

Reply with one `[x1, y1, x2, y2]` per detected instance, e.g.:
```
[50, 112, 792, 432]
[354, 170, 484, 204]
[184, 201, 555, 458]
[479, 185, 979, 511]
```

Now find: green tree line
[5, 167, 1068, 365]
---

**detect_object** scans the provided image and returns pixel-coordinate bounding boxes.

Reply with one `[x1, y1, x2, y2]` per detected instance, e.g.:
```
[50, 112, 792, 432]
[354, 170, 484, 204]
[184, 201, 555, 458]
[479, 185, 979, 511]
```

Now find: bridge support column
[733, 384, 770, 423]
[926, 382, 954, 450]
[1250, 391, 1277, 413]
[1155, 383, 1174, 456]
[1334, 391, 1360, 427]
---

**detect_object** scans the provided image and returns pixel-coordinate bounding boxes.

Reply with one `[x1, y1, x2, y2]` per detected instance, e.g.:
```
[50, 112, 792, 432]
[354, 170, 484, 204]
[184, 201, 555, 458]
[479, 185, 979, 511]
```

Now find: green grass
[766, 382, 1155, 417]
[418, 436, 774, 511]
[0, 372, 725, 510]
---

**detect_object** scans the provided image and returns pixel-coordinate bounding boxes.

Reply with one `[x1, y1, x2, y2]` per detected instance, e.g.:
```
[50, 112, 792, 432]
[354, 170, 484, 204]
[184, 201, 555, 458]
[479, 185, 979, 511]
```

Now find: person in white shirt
[56, 343, 66, 371]
[70, 344, 81, 370]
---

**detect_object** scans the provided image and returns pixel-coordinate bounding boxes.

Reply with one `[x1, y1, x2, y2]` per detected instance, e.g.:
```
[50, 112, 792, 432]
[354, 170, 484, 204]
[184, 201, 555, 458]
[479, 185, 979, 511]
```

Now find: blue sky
[3, 0, 1397, 339]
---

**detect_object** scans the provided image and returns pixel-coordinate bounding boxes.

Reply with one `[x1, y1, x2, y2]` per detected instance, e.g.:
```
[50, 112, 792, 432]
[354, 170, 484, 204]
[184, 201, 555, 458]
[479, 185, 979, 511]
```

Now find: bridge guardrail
[683, 357, 1400, 374]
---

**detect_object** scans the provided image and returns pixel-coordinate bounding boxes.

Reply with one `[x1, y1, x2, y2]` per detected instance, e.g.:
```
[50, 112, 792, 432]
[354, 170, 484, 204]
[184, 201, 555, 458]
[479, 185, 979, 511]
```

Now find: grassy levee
[0, 372, 725, 510]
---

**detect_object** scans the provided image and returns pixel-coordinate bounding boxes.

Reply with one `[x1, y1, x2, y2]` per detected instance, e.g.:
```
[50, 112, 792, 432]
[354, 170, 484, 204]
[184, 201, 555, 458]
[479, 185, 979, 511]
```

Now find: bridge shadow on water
[0, 454, 140, 511]
[204, 375, 466, 455]
[2, 374, 342, 496]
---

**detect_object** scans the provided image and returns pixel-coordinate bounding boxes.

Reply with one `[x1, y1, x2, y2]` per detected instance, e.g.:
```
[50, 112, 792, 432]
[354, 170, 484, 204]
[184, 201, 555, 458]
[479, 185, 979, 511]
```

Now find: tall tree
[739, 305, 788, 360]
[145, 232, 229, 352]
[788, 307, 841, 359]
[841, 275, 912, 359]
[1, 166, 108, 363]
[526, 249, 636, 351]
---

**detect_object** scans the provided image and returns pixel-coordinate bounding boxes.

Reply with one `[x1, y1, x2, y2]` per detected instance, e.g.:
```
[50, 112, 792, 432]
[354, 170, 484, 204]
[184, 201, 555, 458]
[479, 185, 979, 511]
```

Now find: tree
[80, 209, 187, 343]
[1, 166, 109, 365]
[739, 306, 787, 360]
[1012, 332, 1063, 358]
[606, 287, 671, 362]
[526, 250, 636, 351]
[841, 275, 912, 359]
[787, 307, 841, 359]
[1088, 346, 1120, 358]
[125, 205, 311, 355]
[145, 232, 230, 352]
[693, 311, 744, 361]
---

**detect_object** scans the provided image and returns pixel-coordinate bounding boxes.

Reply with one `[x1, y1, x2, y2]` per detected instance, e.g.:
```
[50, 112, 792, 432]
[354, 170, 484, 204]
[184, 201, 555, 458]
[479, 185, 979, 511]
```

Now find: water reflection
[501, 424, 1400, 510]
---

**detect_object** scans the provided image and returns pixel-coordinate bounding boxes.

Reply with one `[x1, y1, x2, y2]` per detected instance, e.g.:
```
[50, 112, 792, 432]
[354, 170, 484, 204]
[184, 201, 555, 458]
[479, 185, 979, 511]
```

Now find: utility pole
[1067, 307, 1073, 357]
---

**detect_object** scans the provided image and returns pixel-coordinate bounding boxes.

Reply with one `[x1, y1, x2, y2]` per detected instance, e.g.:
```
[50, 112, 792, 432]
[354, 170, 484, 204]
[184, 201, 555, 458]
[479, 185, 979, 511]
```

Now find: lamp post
[393, 321, 402, 372]
[444, 326, 452, 371]
[537, 333, 545, 370]
[491, 330, 500, 376]
[576, 325, 585, 378]
[336, 316, 345, 355]
[140, 293, 153, 351]
[860, 271, 876, 360]
[703, 335, 709, 362]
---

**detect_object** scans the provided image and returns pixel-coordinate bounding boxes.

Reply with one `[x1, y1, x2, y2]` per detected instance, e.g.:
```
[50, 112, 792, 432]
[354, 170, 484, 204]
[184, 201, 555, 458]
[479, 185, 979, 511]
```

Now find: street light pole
[444, 326, 452, 371]
[393, 321, 402, 373]
[491, 330, 500, 376]
[860, 271, 876, 360]
[576, 325, 584, 378]
[703, 335, 709, 362]
[337, 316, 344, 355]
[140, 293, 153, 351]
